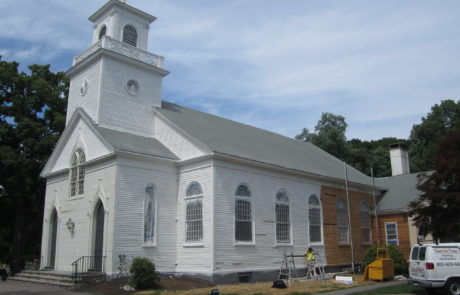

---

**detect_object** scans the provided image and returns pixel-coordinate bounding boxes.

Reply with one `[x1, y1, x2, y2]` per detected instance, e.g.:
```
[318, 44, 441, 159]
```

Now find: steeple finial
[119, 0, 127, 3]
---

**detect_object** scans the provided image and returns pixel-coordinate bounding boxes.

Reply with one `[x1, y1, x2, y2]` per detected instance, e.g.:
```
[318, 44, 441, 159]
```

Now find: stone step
[14, 272, 75, 283]
[9, 276, 76, 287]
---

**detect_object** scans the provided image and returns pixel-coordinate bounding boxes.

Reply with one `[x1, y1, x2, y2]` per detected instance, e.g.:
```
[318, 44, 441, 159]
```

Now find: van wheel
[446, 279, 460, 295]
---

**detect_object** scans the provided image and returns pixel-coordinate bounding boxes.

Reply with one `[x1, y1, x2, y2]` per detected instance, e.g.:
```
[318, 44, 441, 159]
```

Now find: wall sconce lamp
[66, 218, 75, 234]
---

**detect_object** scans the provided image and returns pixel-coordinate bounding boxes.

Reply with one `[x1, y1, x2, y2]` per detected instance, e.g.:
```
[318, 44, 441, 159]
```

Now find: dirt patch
[153, 275, 378, 295]
[74, 276, 214, 295]
[75, 274, 379, 295]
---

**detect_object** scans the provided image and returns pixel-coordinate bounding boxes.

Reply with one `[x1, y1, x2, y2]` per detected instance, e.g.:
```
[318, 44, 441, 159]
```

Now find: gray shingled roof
[156, 101, 373, 186]
[375, 172, 424, 212]
[97, 126, 178, 160]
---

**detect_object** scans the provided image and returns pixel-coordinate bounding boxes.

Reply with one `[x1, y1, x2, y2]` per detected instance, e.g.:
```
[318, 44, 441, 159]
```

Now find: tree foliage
[409, 99, 460, 172]
[295, 113, 408, 177]
[408, 128, 460, 242]
[0, 58, 68, 270]
[129, 257, 160, 290]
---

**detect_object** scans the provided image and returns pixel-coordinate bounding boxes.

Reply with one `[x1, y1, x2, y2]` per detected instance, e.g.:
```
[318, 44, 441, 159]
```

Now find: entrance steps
[9, 270, 106, 287]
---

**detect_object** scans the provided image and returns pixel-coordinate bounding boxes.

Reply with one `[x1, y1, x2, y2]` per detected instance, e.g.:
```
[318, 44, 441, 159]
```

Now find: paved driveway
[0, 280, 96, 295]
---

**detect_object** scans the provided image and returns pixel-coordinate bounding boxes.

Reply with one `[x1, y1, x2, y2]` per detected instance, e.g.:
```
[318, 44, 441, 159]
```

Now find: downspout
[371, 168, 380, 245]
[344, 162, 355, 273]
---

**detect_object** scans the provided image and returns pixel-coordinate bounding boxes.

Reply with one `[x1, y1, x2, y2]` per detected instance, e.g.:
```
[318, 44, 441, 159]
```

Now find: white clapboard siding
[114, 157, 178, 273]
[51, 118, 112, 174]
[154, 115, 206, 161]
[213, 159, 326, 273]
[97, 58, 162, 137]
[66, 59, 103, 126]
[40, 159, 117, 272]
[175, 161, 214, 274]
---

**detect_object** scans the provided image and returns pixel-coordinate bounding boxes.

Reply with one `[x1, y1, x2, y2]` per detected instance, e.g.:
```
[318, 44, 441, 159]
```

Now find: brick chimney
[389, 143, 410, 176]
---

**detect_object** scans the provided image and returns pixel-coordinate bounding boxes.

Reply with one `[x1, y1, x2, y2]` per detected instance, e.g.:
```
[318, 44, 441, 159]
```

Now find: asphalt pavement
[0, 280, 95, 295]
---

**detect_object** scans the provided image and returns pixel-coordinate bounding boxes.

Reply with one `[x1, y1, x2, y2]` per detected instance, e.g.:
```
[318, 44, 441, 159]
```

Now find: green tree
[296, 114, 407, 177]
[408, 128, 460, 242]
[409, 99, 460, 172]
[0, 58, 68, 271]
[295, 112, 349, 160]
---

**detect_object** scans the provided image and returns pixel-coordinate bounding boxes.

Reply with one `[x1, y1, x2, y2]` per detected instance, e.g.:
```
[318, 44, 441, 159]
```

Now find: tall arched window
[235, 184, 253, 243]
[144, 184, 156, 245]
[336, 198, 349, 243]
[70, 149, 85, 196]
[360, 201, 371, 244]
[185, 182, 203, 242]
[98, 25, 106, 40]
[308, 194, 322, 243]
[122, 25, 137, 47]
[276, 189, 290, 243]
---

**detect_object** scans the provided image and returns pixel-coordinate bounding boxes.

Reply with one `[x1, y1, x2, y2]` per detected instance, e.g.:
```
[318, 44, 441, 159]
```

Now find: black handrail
[71, 256, 106, 282]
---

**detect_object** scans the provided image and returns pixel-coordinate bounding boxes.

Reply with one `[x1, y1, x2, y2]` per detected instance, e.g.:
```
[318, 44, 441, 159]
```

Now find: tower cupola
[65, 0, 168, 137]
[88, 0, 156, 51]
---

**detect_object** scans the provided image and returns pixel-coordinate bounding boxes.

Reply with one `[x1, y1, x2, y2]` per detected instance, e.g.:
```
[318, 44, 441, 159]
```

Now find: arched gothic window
[144, 184, 156, 245]
[185, 182, 203, 242]
[336, 198, 349, 243]
[235, 184, 253, 243]
[98, 25, 106, 40]
[308, 194, 322, 243]
[122, 25, 137, 46]
[70, 149, 85, 196]
[276, 189, 290, 243]
[360, 201, 371, 244]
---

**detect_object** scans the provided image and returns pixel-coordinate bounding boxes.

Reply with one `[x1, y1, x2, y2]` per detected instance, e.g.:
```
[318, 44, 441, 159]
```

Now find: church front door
[93, 201, 105, 271]
[48, 209, 58, 269]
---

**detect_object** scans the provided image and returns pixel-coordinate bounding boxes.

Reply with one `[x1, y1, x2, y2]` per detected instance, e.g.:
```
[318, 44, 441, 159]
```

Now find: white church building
[39, 0, 401, 283]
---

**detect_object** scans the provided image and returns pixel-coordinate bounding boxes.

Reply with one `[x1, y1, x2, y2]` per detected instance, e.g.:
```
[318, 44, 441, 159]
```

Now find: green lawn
[348, 284, 429, 295]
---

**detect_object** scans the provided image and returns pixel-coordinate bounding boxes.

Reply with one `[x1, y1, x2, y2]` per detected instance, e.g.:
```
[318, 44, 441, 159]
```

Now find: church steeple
[88, 0, 156, 51]
[65, 0, 168, 137]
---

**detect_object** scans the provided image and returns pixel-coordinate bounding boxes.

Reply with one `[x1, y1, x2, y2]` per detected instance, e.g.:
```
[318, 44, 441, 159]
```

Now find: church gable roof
[97, 127, 178, 160]
[41, 108, 177, 178]
[156, 101, 372, 186]
[375, 172, 428, 212]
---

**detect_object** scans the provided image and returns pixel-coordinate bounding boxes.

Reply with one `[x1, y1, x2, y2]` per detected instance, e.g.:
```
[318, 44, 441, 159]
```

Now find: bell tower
[66, 0, 168, 136]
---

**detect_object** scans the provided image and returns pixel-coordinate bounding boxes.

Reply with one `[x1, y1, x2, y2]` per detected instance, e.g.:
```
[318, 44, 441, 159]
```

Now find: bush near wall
[129, 257, 160, 290]
[363, 245, 408, 275]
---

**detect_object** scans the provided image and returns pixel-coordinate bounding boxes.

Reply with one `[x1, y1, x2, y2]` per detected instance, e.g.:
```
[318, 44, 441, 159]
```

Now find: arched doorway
[48, 208, 58, 269]
[93, 200, 105, 271]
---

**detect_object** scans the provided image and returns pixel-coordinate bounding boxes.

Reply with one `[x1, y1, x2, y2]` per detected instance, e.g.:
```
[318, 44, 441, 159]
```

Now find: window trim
[122, 24, 137, 47]
[275, 189, 292, 245]
[360, 201, 372, 245]
[234, 183, 255, 246]
[184, 182, 204, 246]
[308, 194, 323, 245]
[69, 148, 85, 198]
[385, 222, 399, 246]
[98, 25, 107, 40]
[336, 197, 349, 244]
[143, 184, 157, 247]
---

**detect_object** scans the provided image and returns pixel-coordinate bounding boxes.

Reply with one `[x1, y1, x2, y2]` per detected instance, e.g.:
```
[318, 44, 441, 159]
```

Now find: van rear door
[410, 246, 427, 280]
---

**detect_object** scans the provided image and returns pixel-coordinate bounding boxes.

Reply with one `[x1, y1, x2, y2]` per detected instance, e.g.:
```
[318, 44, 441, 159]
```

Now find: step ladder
[278, 250, 328, 286]
[278, 250, 299, 286]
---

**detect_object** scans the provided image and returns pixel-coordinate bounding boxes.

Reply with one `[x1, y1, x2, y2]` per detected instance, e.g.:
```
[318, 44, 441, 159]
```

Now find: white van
[409, 243, 460, 294]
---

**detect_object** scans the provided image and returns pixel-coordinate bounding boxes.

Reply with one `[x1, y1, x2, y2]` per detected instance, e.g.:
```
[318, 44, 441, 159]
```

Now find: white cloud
[1, 0, 460, 140]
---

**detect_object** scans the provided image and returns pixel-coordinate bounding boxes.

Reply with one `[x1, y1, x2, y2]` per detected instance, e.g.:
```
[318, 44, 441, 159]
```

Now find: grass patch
[348, 284, 427, 295]
[287, 292, 312, 295]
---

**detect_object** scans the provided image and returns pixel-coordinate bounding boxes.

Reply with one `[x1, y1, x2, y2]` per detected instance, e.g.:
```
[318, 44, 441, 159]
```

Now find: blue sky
[1, 0, 459, 140]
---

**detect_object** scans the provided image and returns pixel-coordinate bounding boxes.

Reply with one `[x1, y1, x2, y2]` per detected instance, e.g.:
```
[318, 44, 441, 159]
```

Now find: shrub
[128, 257, 160, 290]
[363, 245, 408, 275]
